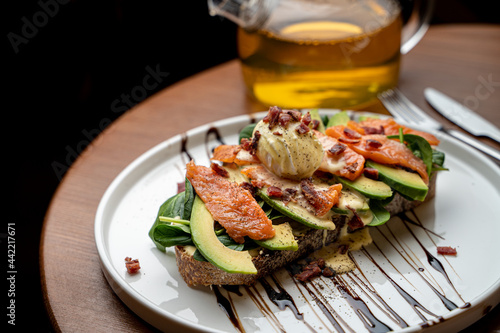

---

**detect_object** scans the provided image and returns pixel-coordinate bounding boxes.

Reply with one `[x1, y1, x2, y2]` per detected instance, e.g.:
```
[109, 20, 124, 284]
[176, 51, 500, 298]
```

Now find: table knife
[424, 88, 500, 144]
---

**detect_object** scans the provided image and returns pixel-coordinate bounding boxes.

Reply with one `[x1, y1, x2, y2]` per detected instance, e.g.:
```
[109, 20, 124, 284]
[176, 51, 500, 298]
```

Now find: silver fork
[378, 88, 500, 162]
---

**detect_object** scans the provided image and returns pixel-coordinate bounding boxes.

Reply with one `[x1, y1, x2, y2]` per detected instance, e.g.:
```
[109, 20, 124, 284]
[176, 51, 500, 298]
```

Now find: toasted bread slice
[174, 172, 436, 287]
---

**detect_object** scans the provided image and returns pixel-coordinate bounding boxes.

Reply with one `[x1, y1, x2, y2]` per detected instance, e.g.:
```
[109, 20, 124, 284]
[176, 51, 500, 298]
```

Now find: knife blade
[424, 88, 500, 144]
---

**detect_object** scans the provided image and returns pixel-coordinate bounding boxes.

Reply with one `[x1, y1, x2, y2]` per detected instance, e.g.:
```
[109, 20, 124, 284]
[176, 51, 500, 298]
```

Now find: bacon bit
[347, 208, 364, 232]
[125, 257, 141, 274]
[251, 179, 266, 189]
[282, 188, 297, 204]
[278, 112, 292, 127]
[327, 143, 347, 156]
[240, 138, 250, 149]
[313, 170, 334, 180]
[338, 244, 349, 255]
[296, 121, 310, 134]
[366, 139, 383, 149]
[322, 266, 335, 277]
[362, 125, 385, 135]
[338, 137, 361, 144]
[295, 258, 335, 281]
[210, 163, 229, 178]
[262, 106, 282, 128]
[241, 131, 261, 155]
[273, 131, 282, 136]
[343, 127, 362, 139]
[284, 109, 302, 121]
[437, 246, 457, 255]
[345, 162, 359, 174]
[363, 167, 379, 180]
[240, 182, 257, 196]
[295, 265, 321, 282]
[301, 112, 312, 126]
[312, 119, 320, 130]
[267, 186, 283, 198]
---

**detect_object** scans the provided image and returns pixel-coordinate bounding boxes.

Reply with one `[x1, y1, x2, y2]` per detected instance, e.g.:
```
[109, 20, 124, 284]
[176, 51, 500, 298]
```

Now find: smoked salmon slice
[325, 118, 440, 146]
[347, 135, 429, 184]
[325, 118, 434, 184]
[212, 144, 260, 165]
[186, 161, 275, 243]
[314, 130, 365, 181]
[358, 118, 440, 146]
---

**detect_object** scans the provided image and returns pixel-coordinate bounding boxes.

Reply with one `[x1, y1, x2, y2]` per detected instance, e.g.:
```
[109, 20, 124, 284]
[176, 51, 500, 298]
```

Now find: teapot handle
[400, 0, 435, 54]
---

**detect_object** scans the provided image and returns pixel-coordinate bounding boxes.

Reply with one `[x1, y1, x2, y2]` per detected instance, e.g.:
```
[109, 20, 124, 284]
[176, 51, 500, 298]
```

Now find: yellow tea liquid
[238, 7, 402, 109]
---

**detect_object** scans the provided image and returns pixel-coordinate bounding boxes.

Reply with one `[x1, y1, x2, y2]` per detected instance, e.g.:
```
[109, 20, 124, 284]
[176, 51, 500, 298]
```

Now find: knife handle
[447, 129, 500, 162]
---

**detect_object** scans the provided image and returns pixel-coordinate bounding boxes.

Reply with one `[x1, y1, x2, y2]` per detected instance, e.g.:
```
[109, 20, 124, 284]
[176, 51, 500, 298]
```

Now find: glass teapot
[208, 0, 435, 109]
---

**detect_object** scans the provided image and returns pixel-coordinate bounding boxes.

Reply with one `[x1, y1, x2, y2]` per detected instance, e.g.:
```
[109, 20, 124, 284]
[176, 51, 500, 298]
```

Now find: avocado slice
[257, 189, 336, 230]
[190, 196, 257, 274]
[335, 175, 393, 200]
[326, 110, 350, 127]
[365, 160, 428, 201]
[254, 222, 298, 251]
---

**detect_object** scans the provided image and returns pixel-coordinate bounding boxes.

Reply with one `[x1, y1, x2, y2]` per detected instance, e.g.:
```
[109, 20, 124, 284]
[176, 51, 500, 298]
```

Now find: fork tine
[378, 89, 419, 124]
[391, 89, 428, 123]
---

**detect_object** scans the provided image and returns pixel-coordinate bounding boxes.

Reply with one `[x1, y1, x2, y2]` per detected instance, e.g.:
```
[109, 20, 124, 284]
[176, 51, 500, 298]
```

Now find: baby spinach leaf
[367, 200, 391, 226]
[217, 234, 245, 251]
[160, 191, 186, 220]
[193, 249, 208, 262]
[183, 178, 195, 220]
[322, 115, 329, 128]
[193, 234, 256, 262]
[153, 224, 194, 248]
[148, 178, 196, 251]
[149, 192, 186, 251]
[239, 123, 257, 143]
[432, 150, 448, 169]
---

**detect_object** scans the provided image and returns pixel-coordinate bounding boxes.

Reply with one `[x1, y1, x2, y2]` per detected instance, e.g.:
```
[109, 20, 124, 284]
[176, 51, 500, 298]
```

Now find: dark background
[6, 0, 499, 332]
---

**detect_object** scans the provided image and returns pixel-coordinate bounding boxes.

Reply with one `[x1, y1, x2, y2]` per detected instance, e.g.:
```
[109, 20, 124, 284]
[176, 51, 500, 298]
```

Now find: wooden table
[41, 24, 500, 332]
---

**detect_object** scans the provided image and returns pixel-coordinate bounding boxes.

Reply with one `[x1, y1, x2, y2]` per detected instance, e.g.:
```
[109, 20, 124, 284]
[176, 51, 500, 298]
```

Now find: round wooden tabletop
[41, 24, 500, 332]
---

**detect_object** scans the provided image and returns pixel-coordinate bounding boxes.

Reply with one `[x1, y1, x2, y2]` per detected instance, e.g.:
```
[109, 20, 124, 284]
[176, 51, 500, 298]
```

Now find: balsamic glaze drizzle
[180, 133, 193, 163]
[213, 285, 245, 333]
[259, 275, 304, 320]
[345, 270, 409, 329]
[398, 212, 465, 304]
[205, 127, 225, 159]
[244, 285, 287, 332]
[360, 247, 437, 322]
[372, 227, 458, 311]
[331, 275, 392, 333]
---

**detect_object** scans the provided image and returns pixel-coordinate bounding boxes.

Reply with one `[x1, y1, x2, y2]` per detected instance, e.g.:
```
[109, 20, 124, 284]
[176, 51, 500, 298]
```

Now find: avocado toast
[148, 107, 446, 286]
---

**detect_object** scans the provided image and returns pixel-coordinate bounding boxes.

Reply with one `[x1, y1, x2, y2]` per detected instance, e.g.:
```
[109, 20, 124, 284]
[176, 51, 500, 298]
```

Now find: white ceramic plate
[95, 110, 500, 333]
